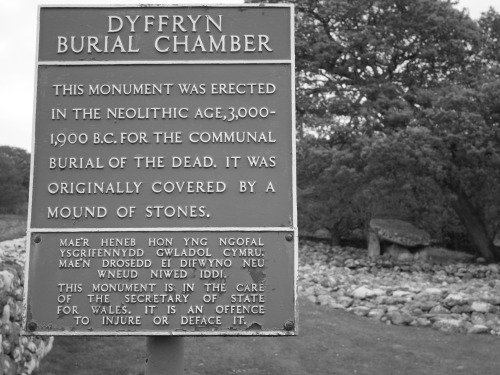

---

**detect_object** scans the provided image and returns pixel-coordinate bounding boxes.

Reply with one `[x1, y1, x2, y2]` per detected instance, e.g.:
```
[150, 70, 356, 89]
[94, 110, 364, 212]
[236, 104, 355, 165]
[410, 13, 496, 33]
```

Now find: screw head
[27, 322, 37, 332]
[285, 233, 293, 242]
[284, 320, 294, 331]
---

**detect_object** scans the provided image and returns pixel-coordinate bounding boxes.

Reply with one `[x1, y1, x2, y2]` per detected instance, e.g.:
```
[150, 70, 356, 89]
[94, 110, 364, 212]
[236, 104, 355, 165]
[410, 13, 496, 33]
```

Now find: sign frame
[24, 4, 297, 337]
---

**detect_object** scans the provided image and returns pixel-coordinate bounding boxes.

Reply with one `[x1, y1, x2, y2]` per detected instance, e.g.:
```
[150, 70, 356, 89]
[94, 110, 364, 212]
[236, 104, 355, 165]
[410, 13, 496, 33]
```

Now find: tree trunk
[450, 189, 500, 262]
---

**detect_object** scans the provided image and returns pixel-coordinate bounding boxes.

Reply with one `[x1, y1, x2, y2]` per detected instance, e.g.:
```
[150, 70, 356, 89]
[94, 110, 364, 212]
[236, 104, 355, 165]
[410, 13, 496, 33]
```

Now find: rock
[329, 302, 347, 309]
[389, 311, 413, 325]
[433, 318, 465, 334]
[320, 277, 333, 288]
[414, 249, 429, 262]
[368, 308, 386, 320]
[484, 313, 500, 327]
[369, 218, 431, 247]
[3, 339, 12, 355]
[2, 304, 10, 323]
[3, 356, 17, 375]
[371, 288, 386, 297]
[392, 290, 412, 298]
[317, 294, 332, 306]
[336, 296, 354, 308]
[344, 259, 357, 269]
[352, 286, 374, 299]
[386, 244, 414, 261]
[468, 325, 491, 334]
[416, 301, 438, 312]
[386, 306, 400, 314]
[451, 305, 472, 314]
[410, 264, 422, 272]
[26, 341, 37, 353]
[12, 346, 22, 362]
[411, 307, 424, 316]
[487, 264, 499, 273]
[470, 312, 486, 325]
[352, 306, 371, 317]
[494, 230, 500, 247]
[0, 271, 14, 291]
[384, 296, 398, 305]
[444, 293, 468, 307]
[429, 305, 450, 314]
[482, 295, 500, 306]
[415, 318, 432, 327]
[471, 301, 492, 313]
[424, 288, 443, 296]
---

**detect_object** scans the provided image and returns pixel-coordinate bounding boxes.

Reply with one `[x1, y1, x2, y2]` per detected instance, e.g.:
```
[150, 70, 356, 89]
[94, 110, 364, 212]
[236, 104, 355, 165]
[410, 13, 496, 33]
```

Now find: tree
[297, 134, 369, 245]
[295, 0, 481, 133]
[294, 0, 500, 261]
[0, 146, 30, 189]
[0, 146, 30, 211]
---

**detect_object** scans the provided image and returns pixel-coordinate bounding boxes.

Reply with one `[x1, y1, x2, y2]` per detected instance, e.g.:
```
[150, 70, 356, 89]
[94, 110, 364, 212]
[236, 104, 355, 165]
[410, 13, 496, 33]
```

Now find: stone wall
[299, 242, 500, 335]
[0, 238, 53, 375]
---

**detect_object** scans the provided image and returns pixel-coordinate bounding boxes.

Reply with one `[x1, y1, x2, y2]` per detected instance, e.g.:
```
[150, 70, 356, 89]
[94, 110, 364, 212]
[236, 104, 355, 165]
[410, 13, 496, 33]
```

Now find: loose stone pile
[299, 241, 500, 335]
[0, 238, 53, 375]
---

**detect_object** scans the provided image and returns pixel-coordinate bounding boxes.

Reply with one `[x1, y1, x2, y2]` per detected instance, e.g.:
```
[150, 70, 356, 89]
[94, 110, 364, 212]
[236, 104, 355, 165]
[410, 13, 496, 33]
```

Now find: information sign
[25, 5, 296, 336]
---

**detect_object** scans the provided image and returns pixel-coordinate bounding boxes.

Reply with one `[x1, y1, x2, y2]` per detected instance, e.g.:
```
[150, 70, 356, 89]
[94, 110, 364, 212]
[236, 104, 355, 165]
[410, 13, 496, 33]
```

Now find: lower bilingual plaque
[25, 231, 296, 335]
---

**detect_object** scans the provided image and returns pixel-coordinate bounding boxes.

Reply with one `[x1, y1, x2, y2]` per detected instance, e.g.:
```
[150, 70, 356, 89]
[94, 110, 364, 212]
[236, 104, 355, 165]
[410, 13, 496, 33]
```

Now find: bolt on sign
[24, 5, 296, 336]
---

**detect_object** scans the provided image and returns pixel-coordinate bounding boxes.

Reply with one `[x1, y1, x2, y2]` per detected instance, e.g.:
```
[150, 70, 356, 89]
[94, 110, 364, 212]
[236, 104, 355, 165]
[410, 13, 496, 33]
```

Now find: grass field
[38, 298, 499, 375]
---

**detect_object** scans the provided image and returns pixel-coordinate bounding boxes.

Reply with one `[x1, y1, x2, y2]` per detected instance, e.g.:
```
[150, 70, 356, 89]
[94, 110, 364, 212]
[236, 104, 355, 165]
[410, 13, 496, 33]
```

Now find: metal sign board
[25, 5, 296, 336]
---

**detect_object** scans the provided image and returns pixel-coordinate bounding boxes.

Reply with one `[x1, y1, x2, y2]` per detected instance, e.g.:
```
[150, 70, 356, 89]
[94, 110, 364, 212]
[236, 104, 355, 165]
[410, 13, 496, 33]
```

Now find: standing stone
[367, 229, 380, 258]
[494, 229, 500, 247]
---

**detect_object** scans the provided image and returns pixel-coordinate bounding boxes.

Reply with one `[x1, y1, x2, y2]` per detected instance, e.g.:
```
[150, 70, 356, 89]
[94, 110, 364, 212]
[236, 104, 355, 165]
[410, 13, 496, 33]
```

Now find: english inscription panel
[31, 64, 293, 229]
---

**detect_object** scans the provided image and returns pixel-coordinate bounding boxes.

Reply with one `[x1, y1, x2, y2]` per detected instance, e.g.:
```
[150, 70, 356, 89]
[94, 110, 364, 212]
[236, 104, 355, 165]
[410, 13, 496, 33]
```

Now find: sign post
[25, 4, 295, 372]
[145, 336, 184, 375]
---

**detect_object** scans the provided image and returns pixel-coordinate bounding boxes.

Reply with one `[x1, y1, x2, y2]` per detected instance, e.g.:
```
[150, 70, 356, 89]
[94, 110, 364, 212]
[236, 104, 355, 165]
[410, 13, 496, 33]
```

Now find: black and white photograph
[0, 0, 499, 374]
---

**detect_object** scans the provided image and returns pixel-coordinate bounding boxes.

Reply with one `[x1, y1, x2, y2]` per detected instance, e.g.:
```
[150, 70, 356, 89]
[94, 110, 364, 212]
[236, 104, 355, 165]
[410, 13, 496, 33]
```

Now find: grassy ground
[0, 214, 27, 241]
[38, 298, 499, 375]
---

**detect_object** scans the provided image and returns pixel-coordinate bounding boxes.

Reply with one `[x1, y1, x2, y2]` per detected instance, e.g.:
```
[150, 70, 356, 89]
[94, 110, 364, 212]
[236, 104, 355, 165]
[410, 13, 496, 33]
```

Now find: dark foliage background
[0, 146, 30, 214]
[250, 0, 500, 260]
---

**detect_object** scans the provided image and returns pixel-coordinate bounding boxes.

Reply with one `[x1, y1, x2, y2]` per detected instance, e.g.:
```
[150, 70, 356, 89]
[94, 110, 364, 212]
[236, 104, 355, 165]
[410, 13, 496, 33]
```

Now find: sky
[0, 0, 498, 152]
